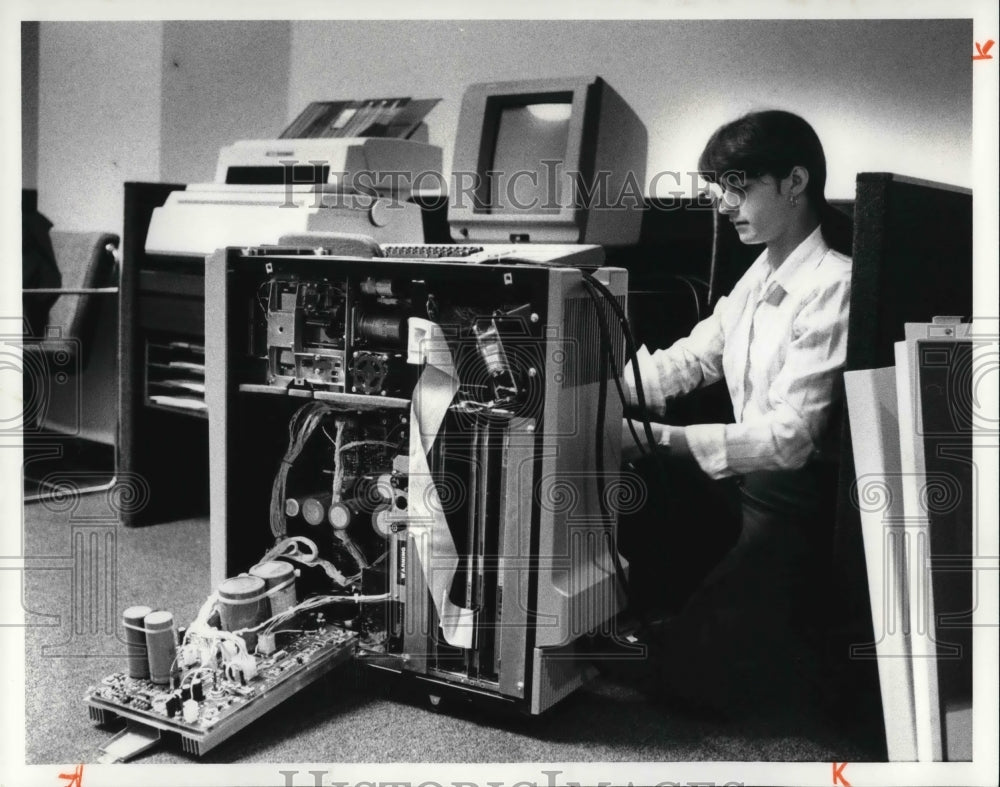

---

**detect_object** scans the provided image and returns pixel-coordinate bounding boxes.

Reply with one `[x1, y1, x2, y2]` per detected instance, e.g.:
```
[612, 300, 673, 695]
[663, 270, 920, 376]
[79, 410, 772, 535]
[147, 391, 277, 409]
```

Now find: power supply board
[85, 624, 357, 760]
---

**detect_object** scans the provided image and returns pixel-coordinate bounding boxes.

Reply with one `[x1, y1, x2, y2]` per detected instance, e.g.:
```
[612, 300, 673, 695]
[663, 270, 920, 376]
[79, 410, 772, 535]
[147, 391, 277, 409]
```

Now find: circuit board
[85, 625, 357, 758]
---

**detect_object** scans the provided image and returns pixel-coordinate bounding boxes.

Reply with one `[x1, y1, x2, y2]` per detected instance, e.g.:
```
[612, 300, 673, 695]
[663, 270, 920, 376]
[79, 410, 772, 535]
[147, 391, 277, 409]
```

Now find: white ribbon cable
[406, 317, 475, 649]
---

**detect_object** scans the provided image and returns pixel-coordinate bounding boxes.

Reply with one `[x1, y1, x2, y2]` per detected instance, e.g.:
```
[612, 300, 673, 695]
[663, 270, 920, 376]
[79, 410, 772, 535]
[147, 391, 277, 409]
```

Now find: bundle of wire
[170, 592, 254, 687]
[237, 591, 390, 643]
[258, 536, 356, 588]
[270, 401, 340, 539]
[171, 553, 390, 684]
[332, 438, 398, 502]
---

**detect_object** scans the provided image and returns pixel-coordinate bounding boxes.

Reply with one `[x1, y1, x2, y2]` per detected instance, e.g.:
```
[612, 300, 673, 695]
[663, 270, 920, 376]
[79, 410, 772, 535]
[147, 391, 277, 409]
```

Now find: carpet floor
[20, 495, 884, 766]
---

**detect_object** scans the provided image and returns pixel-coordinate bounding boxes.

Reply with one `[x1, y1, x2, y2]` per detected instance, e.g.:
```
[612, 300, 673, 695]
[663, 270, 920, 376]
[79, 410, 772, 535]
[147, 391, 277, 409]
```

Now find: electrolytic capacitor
[143, 610, 177, 685]
[328, 499, 365, 531]
[371, 504, 394, 539]
[301, 493, 332, 526]
[284, 497, 301, 518]
[122, 604, 153, 679]
[375, 473, 394, 501]
[217, 575, 269, 652]
[249, 560, 297, 616]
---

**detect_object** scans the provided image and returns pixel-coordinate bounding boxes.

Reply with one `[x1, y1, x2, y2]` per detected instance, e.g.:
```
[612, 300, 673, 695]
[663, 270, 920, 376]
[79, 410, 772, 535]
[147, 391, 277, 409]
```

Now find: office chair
[22, 230, 121, 502]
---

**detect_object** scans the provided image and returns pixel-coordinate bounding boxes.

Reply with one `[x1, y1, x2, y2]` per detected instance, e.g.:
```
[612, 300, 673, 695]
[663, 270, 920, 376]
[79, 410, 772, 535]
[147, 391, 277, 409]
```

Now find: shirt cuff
[684, 423, 733, 479]
[623, 344, 665, 415]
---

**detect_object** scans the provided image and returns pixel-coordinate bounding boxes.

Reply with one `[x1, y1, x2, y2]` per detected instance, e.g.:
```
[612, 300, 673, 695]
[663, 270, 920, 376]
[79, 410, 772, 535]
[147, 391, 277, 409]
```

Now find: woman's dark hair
[698, 110, 850, 249]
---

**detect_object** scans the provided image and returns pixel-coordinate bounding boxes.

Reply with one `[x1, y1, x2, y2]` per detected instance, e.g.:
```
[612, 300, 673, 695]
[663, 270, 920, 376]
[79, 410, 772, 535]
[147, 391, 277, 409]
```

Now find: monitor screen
[449, 76, 646, 245]
[488, 98, 573, 214]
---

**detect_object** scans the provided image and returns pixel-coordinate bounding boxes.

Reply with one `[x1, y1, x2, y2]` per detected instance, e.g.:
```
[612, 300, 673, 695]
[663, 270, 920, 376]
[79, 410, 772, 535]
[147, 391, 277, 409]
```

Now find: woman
[618, 110, 852, 717]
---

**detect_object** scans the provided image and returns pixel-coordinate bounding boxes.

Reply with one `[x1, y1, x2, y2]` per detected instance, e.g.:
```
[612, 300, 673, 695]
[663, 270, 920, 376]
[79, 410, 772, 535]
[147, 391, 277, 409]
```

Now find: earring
[788, 193, 798, 206]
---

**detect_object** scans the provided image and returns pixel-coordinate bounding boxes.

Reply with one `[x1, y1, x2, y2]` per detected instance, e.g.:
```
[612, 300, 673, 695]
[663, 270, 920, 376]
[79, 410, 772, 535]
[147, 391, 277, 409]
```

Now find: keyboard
[380, 244, 485, 259]
[379, 243, 604, 268]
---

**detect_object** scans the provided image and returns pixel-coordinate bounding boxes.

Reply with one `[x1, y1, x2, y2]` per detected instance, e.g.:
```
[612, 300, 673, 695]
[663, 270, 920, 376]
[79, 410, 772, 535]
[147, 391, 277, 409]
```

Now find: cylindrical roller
[143, 610, 177, 685]
[123, 604, 153, 679]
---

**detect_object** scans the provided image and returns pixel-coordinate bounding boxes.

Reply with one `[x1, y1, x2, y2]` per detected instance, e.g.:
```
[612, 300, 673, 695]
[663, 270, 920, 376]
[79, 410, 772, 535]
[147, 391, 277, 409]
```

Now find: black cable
[583, 274, 661, 458]
[583, 274, 652, 418]
[581, 279, 630, 600]
[585, 273, 691, 626]
[578, 280, 648, 456]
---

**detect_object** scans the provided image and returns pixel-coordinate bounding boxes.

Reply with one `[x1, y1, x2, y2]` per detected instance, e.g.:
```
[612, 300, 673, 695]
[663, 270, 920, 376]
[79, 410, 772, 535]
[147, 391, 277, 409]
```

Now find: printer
[145, 136, 441, 256]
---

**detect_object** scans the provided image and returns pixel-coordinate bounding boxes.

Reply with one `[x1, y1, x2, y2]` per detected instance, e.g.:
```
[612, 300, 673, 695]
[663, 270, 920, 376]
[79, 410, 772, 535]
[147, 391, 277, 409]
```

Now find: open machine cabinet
[84, 244, 630, 761]
[205, 245, 629, 716]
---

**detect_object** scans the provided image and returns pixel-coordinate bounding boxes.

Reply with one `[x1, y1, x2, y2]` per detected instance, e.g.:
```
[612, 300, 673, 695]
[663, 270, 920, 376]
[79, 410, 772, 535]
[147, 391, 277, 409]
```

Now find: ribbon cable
[406, 318, 475, 649]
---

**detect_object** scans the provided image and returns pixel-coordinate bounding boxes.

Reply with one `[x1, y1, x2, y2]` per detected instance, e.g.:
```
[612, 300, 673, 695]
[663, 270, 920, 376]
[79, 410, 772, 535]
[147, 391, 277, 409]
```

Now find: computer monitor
[448, 76, 647, 246]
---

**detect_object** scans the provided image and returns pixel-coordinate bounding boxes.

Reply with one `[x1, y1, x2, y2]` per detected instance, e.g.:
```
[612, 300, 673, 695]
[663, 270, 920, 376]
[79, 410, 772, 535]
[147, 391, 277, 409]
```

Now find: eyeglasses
[705, 172, 763, 207]
[707, 181, 749, 208]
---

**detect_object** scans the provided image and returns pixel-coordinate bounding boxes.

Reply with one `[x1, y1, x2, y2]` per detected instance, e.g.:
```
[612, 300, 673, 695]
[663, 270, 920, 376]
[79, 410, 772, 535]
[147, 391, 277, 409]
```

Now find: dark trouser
[621, 454, 839, 716]
[618, 453, 742, 616]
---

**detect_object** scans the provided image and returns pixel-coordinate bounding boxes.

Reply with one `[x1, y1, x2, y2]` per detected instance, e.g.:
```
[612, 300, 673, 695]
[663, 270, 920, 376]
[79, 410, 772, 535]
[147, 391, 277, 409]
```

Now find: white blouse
[624, 226, 852, 479]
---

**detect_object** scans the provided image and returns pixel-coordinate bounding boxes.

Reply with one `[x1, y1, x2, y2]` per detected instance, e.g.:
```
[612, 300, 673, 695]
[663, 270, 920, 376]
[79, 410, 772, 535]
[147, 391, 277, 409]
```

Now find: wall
[37, 22, 164, 236]
[161, 21, 291, 185]
[30, 18, 972, 234]
[21, 22, 38, 192]
[34, 21, 292, 236]
[289, 19, 972, 199]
